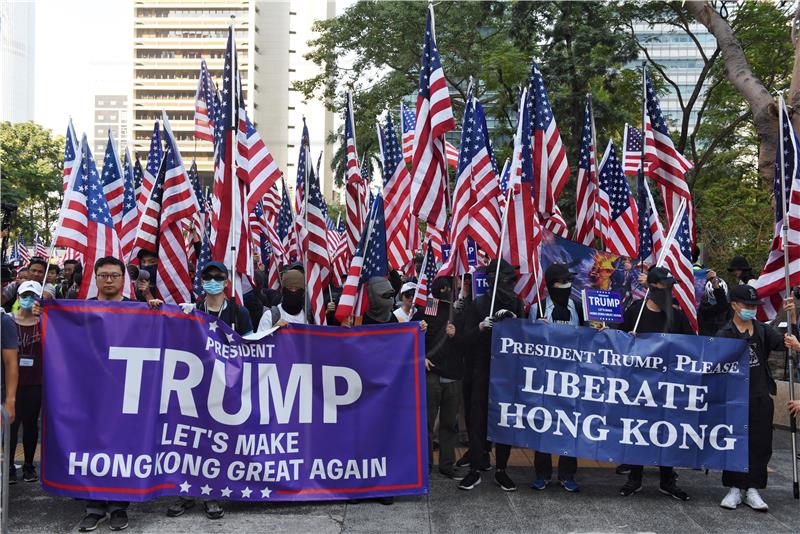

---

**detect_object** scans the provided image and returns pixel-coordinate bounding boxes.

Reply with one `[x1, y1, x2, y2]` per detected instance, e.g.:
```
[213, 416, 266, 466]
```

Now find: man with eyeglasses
[90, 257, 131, 302]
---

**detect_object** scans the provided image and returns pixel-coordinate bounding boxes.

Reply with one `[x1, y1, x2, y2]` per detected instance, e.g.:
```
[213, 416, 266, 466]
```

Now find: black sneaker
[439, 468, 464, 481]
[109, 510, 128, 531]
[619, 477, 642, 496]
[660, 479, 690, 501]
[615, 464, 631, 475]
[494, 470, 517, 492]
[458, 470, 481, 490]
[166, 497, 195, 517]
[377, 496, 394, 505]
[455, 453, 470, 468]
[78, 513, 107, 532]
[22, 464, 37, 482]
[8, 467, 16, 485]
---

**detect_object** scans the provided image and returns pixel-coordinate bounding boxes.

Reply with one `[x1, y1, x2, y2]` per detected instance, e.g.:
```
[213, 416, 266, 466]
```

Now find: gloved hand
[179, 303, 196, 314]
[493, 309, 517, 321]
[453, 298, 466, 311]
[479, 316, 494, 331]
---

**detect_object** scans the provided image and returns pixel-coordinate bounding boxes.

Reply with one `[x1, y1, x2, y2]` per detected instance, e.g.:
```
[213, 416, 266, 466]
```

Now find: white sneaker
[720, 487, 742, 509]
[744, 488, 768, 512]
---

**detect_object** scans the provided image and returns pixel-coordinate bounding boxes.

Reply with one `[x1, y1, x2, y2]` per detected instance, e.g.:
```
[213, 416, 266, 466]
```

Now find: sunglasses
[202, 274, 227, 282]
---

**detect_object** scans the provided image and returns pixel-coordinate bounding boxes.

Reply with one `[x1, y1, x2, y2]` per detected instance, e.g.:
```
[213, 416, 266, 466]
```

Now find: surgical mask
[738, 308, 757, 321]
[202, 280, 225, 295]
[19, 296, 35, 310]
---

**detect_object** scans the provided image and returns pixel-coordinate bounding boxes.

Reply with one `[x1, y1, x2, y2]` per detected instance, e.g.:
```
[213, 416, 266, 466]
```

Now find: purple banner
[41, 301, 428, 502]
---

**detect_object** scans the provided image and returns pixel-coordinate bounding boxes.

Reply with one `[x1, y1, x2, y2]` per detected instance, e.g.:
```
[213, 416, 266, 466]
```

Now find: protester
[617, 266, 692, 500]
[716, 285, 800, 511]
[45, 263, 60, 287]
[413, 276, 464, 479]
[459, 259, 522, 492]
[136, 249, 158, 302]
[393, 282, 417, 322]
[1, 309, 19, 426]
[257, 268, 307, 331]
[727, 255, 756, 286]
[699, 269, 730, 336]
[362, 277, 398, 324]
[2, 257, 54, 308]
[9, 280, 43, 484]
[529, 263, 581, 492]
[91, 257, 133, 302]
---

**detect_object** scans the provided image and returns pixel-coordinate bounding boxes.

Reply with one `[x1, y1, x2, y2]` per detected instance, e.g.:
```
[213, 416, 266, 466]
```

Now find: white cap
[18, 280, 43, 297]
[400, 282, 417, 294]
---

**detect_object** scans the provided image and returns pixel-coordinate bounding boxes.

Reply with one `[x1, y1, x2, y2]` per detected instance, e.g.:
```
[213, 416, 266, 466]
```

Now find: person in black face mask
[257, 269, 308, 331]
[528, 263, 582, 492]
[618, 266, 693, 501]
[136, 249, 159, 302]
[363, 277, 397, 324]
[458, 259, 523, 492]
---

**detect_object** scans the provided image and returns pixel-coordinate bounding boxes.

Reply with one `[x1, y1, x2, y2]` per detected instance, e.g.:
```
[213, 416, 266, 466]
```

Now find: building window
[110, 100, 117, 106]
[97, 114, 104, 121]
[97, 100, 104, 106]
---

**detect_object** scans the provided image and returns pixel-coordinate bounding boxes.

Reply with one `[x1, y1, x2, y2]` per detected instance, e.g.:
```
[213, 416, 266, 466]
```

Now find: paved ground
[7, 430, 800, 533]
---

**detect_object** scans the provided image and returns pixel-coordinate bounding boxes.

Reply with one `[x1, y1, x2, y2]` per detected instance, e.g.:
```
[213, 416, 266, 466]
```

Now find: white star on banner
[208, 321, 218, 332]
[241, 487, 253, 498]
[260, 487, 272, 498]
[220, 487, 232, 498]
[179, 481, 191, 493]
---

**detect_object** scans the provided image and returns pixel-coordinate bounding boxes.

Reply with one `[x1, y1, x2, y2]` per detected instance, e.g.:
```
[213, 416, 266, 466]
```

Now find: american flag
[574, 97, 598, 247]
[54, 135, 130, 300]
[118, 147, 139, 261]
[400, 102, 458, 168]
[7, 240, 20, 266]
[642, 69, 693, 231]
[414, 240, 438, 308]
[138, 122, 162, 216]
[637, 173, 665, 267]
[276, 176, 297, 265]
[344, 93, 366, 257]
[503, 88, 545, 305]
[498, 157, 510, 209]
[34, 232, 47, 258]
[754, 97, 800, 320]
[596, 140, 638, 258]
[529, 61, 570, 238]
[410, 5, 455, 234]
[293, 120, 312, 262]
[335, 195, 388, 323]
[100, 130, 126, 239]
[16, 237, 29, 265]
[133, 156, 144, 198]
[379, 114, 413, 271]
[211, 27, 253, 302]
[133, 115, 198, 304]
[249, 200, 269, 250]
[63, 119, 79, 192]
[237, 112, 281, 212]
[194, 59, 218, 143]
[263, 179, 281, 215]
[298, 138, 331, 325]
[659, 202, 698, 333]
[623, 123, 647, 176]
[187, 160, 207, 240]
[327, 216, 347, 287]
[193, 216, 213, 299]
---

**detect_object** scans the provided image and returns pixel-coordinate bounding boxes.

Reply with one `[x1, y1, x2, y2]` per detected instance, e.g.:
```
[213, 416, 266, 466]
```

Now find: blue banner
[488, 320, 750, 471]
[41, 301, 428, 502]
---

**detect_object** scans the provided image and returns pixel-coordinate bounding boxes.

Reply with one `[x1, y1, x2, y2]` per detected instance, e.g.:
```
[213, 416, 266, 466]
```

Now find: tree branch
[693, 109, 750, 179]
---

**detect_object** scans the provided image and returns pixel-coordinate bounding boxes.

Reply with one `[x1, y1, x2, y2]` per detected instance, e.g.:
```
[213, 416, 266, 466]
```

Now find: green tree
[0, 121, 64, 245]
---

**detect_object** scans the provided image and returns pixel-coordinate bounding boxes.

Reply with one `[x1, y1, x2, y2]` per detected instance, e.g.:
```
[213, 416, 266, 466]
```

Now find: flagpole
[777, 93, 800, 500]
[638, 61, 648, 273]
[352, 200, 378, 323]
[411, 239, 430, 308]
[302, 122, 312, 322]
[631, 197, 686, 335]
[228, 21, 239, 331]
[587, 93, 602, 249]
[489, 184, 513, 318]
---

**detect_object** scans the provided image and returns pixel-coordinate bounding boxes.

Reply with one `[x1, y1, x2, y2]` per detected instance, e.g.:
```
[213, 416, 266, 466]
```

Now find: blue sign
[472, 271, 488, 298]
[488, 320, 750, 471]
[441, 244, 452, 262]
[582, 289, 623, 323]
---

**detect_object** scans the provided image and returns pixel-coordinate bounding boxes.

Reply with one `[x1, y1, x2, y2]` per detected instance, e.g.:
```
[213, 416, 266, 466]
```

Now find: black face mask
[281, 289, 305, 315]
[649, 287, 674, 332]
[549, 286, 571, 306]
[142, 265, 158, 286]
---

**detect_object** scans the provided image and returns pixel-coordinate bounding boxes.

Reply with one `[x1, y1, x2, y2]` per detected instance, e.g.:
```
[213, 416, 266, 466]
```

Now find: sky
[34, 0, 132, 140]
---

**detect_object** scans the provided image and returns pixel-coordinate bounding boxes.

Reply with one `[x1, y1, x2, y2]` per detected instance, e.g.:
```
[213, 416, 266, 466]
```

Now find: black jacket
[716, 319, 781, 396]
[412, 301, 465, 380]
[463, 293, 525, 375]
[698, 286, 730, 336]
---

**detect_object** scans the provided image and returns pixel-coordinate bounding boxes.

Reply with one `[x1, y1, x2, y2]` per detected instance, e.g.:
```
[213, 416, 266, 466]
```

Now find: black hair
[28, 257, 47, 268]
[64, 259, 80, 267]
[137, 249, 157, 261]
[94, 256, 126, 275]
[49, 264, 61, 274]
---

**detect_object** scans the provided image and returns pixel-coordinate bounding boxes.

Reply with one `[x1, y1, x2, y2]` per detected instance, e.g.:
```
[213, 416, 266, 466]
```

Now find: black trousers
[9, 385, 42, 467]
[467, 362, 510, 470]
[722, 395, 773, 490]
[534, 452, 577, 481]
[628, 465, 675, 484]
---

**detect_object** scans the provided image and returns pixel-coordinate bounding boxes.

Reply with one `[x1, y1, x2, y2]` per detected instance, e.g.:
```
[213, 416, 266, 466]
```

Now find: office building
[93, 95, 129, 162]
[0, 1, 35, 123]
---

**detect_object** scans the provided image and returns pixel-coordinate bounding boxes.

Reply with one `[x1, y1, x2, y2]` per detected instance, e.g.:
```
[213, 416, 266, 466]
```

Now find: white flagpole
[228, 22, 239, 330]
[631, 197, 687, 335]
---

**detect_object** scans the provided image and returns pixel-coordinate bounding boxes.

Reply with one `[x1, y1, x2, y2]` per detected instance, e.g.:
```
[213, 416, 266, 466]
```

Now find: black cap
[487, 259, 518, 277]
[727, 255, 752, 272]
[729, 284, 761, 305]
[201, 261, 229, 277]
[647, 266, 675, 286]
[544, 263, 574, 286]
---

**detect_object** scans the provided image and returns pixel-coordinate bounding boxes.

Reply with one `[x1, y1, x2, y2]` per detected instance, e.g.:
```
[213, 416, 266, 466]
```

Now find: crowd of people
[2, 248, 800, 532]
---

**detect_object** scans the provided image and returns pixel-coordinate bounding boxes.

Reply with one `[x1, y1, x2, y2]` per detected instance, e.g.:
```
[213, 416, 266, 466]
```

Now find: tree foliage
[0, 121, 64, 245]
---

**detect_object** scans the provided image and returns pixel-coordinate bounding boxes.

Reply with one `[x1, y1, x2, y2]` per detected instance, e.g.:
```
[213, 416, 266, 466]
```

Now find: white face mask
[553, 282, 572, 289]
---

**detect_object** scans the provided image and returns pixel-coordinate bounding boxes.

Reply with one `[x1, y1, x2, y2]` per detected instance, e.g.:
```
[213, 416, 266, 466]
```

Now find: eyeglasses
[96, 273, 122, 281]
[202, 274, 227, 282]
